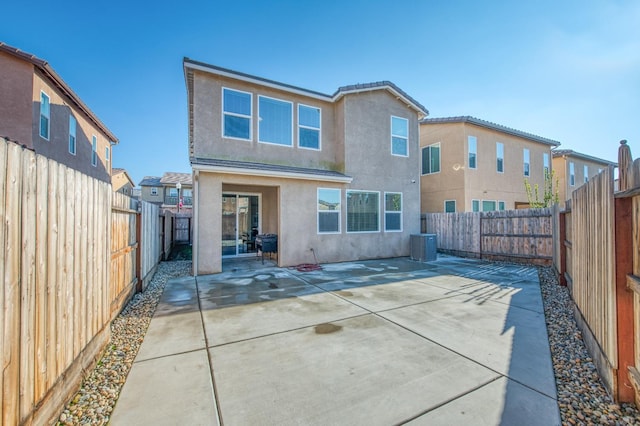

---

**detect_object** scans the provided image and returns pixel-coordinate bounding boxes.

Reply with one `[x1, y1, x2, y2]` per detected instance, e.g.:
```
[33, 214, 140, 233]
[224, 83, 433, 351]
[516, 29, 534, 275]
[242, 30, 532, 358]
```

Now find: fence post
[135, 210, 142, 293]
[614, 195, 634, 402]
[558, 210, 567, 286]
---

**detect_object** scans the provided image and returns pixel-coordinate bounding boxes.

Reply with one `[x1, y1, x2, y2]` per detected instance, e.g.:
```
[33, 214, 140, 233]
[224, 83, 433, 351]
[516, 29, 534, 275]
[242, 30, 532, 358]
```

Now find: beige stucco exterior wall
[31, 71, 112, 182]
[140, 185, 164, 204]
[191, 71, 344, 172]
[420, 121, 553, 212]
[0, 51, 33, 145]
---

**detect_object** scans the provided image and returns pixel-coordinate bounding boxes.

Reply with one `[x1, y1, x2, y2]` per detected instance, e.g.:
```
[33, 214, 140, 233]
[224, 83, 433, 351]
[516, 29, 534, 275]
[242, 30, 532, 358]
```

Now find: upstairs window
[391, 116, 408, 156]
[543, 153, 550, 175]
[150, 187, 158, 196]
[40, 91, 50, 140]
[105, 146, 110, 163]
[584, 165, 589, 183]
[259, 96, 292, 146]
[496, 142, 504, 173]
[298, 104, 321, 150]
[421, 143, 441, 174]
[347, 190, 379, 233]
[468, 136, 477, 169]
[384, 192, 402, 231]
[523, 148, 530, 177]
[68, 115, 76, 155]
[498, 201, 506, 211]
[317, 189, 340, 233]
[569, 162, 575, 186]
[223, 88, 252, 140]
[472, 199, 480, 212]
[91, 135, 97, 166]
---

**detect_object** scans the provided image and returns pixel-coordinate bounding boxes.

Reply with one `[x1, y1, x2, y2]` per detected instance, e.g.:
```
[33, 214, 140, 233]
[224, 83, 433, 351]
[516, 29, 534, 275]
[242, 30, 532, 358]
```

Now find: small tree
[524, 169, 559, 208]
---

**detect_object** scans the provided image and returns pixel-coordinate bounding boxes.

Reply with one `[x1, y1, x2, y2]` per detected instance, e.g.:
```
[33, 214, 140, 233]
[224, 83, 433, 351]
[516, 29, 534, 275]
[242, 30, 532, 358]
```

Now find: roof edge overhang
[333, 85, 429, 118]
[421, 116, 560, 147]
[183, 58, 333, 102]
[552, 149, 617, 166]
[191, 163, 353, 184]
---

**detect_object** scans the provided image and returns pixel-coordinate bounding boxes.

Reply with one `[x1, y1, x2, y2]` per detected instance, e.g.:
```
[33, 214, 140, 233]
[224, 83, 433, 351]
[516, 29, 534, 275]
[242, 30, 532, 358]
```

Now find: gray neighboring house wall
[139, 172, 193, 213]
[184, 58, 428, 275]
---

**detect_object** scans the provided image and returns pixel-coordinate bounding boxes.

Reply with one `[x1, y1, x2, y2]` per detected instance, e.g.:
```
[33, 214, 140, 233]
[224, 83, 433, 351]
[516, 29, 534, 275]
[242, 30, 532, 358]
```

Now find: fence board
[0, 131, 5, 423]
[3, 143, 23, 424]
[34, 155, 48, 402]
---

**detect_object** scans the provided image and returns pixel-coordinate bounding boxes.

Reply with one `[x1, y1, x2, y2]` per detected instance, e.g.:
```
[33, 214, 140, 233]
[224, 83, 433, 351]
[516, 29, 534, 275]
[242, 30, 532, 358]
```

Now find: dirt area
[167, 244, 192, 261]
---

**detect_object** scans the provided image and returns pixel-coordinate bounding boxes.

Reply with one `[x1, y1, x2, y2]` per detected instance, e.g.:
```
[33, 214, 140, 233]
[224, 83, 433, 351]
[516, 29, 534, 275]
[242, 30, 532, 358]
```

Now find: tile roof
[421, 116, 560, 146]
[160, 172, 192, 185]
[138, 176, 162, 186]
[334, 81, 429, 116]
[551, 149, 617, 166]
[191, 157, 352, 181]
[0, 42, 118, 143]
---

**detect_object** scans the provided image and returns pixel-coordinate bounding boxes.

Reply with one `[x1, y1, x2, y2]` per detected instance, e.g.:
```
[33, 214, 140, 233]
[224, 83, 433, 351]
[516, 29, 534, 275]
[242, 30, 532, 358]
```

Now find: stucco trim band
[192, 163, 353, 183]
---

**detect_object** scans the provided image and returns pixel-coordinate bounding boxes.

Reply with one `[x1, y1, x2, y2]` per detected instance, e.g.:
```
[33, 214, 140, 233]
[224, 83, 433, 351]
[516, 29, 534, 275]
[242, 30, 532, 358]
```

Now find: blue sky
[2, 1, 638, 185]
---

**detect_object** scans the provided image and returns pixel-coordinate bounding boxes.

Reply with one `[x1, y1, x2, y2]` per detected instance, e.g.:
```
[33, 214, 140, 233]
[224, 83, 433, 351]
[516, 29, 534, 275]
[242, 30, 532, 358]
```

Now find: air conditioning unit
[410, 234, 437, 262]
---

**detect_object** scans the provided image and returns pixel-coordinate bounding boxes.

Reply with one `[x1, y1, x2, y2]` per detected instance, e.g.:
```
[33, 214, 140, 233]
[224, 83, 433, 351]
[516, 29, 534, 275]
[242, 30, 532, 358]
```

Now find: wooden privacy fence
[1, 138, 164, 424]
[555, 141, 640, 405]
[422, 208, 553, 265]
[139, 201, 162, 290]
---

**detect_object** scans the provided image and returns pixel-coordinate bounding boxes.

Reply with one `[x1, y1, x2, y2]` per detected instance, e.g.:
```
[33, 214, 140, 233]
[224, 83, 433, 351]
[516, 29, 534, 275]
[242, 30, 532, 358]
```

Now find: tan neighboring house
[184, 58, 428, 275]
[0, 42, 117, 182]
[419, 116, 560, 213]
[112, 168, 135, 195]
[552, 149, 617, 209]
[139, 172, 193, 214]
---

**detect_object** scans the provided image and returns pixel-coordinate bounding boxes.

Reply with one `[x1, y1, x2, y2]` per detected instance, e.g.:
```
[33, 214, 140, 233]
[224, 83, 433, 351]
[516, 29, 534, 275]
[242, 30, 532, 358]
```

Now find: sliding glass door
[222, 193, 260, 257]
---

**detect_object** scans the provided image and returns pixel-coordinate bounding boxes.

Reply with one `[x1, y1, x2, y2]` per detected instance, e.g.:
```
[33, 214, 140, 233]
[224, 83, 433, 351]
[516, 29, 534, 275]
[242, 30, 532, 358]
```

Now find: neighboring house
[0, 42, 117, 182]
[552, 149, 617, 208]
[112, 167, 135, 195]
[419, 116, 560, 213]
[184, 58, 428, 275]
[139, 172, 193, 213]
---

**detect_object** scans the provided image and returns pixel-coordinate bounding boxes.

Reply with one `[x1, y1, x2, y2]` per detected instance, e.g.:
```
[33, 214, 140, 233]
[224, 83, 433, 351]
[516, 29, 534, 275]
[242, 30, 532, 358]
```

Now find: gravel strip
[55, 261, 640, 424]
[56, 261, 192, 425]
[538, 266, 640, 425]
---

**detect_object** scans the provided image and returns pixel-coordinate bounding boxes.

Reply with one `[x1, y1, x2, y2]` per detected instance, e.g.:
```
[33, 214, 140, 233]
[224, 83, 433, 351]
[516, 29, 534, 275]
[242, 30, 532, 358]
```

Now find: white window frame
[150, 187, 158, 196]
[384, 192, 403, 232]
[317, 188, 341, 234]
[482, 200, 497, 211]
[523, 148, 530, 177]
[468, 136, 477, 169]
[444, 200, 456, 213]
[222, 87, 253, 141]
[346, 190, 380, 233]
[421, 143, 441, 175]
[543, 153, 550, 176]
[258, 95, 293, 147]
[91, 135, 98, 167]
[583, 165, 589, 183]
[40, 91, 50, 140]
[68, 115, 76, 155]
[105, 146, 110, 163]
[472, 199, 480, 212]
[298, 104, 321, 151]
[496, 142, 504, 173]
[498, 201, 506, 211]
[569, 162, 575, 186]
[390, 116, 409, 157]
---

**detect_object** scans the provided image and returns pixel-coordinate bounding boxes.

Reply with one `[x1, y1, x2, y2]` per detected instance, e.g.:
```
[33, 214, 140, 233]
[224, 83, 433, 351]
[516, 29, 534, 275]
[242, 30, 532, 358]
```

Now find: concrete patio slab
[209, 314, 499, 426]
[110, 349, 218, 426]
[111, 255, 560, 425]
[407, 377, 560, 426]
[379, 293, 556, 397]
[201, 291, 369, 346]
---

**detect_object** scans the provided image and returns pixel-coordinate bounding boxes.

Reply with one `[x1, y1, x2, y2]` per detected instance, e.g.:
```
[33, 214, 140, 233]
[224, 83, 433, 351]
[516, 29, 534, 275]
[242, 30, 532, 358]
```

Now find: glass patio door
[222, 193, 260, 257]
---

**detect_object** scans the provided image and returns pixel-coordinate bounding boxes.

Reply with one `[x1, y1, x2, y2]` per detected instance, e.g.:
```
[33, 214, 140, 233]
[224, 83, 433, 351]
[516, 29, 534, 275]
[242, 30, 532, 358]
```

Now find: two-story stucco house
[184, 58, 428, 275]
[0, 42, 117, 182]
[552, 149, 617, 209]
[112, 168, 135, 195]
[419, 116, 560, 213]
[139, 172, 193, 213]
